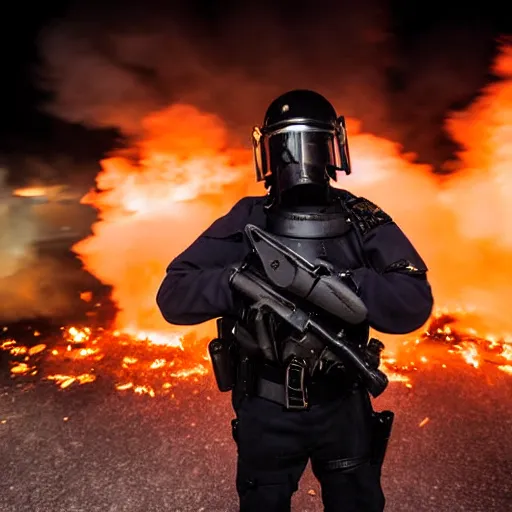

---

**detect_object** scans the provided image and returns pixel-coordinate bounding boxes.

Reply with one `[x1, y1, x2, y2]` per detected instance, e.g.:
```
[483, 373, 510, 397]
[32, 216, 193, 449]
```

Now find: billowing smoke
[37, 0, 497, 165]
[0, 256, 87, 323]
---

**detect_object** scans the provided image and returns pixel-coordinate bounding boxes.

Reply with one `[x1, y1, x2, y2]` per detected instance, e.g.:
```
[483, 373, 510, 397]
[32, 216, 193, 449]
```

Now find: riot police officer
[157, 90, 434, 511]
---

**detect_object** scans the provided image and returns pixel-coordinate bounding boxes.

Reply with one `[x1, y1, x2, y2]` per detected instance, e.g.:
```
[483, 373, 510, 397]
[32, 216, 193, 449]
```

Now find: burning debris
[0, 320, 209, 398]
[381, 308, 512, 388]
[1, 307, 510, 398]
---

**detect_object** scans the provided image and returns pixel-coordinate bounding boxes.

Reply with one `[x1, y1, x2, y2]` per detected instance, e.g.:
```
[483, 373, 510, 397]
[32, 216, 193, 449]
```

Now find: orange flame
[73, 104, 257, 339]
[22, 41, 505, 391]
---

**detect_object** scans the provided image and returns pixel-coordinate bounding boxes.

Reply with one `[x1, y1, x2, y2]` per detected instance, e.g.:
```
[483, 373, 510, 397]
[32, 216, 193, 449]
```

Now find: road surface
[0, 358, 510, 512]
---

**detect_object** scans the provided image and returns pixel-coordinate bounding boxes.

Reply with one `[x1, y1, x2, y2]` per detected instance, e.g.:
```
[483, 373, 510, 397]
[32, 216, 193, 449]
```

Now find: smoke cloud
[37, 0, 498, 166]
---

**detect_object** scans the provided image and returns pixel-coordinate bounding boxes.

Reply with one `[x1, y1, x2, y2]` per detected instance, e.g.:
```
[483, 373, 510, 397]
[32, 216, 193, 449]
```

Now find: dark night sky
[0, 0, 510, 187]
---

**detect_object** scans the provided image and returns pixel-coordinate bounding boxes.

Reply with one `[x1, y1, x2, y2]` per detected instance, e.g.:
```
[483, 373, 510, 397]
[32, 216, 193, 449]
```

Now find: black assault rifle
[229, 224, 389, 398]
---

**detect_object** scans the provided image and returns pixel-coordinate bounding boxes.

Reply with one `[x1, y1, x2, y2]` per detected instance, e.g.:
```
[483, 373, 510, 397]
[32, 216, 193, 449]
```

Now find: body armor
[237, 189, 376, 380]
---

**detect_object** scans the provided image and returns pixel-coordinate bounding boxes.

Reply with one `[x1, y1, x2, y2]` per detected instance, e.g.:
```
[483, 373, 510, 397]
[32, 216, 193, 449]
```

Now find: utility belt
[256, 358, 356, 409]
[208, 319, 355, 410]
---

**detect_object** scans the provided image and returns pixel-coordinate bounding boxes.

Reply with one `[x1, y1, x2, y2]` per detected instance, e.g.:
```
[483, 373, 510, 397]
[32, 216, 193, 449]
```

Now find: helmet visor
[274, 127, 336, 191]
[253, 119, 350, 190]
[254, 124, 338, 188]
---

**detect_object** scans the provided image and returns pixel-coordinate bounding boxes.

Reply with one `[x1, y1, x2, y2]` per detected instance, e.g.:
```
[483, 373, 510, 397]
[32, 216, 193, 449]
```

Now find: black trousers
[232, 389, 385, 512]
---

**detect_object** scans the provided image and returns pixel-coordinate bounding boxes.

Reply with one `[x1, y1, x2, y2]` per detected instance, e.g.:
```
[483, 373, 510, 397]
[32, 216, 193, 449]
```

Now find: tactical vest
[236, 190, 383, 378]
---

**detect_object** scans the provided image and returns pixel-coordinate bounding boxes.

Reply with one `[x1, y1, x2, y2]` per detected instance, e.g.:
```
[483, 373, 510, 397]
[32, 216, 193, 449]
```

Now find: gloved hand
[228, 253, 254, 285]
[228, 253, 260, 321]
[231, 252, 367, 325]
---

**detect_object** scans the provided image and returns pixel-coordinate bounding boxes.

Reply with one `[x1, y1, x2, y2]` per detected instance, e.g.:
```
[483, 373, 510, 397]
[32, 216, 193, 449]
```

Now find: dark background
[0, 0, 510, 188]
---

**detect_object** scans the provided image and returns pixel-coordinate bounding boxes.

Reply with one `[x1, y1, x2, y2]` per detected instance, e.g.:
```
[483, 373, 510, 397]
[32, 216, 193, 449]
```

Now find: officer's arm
[156, 200, 251, 326]
[351, 222, 434, 335]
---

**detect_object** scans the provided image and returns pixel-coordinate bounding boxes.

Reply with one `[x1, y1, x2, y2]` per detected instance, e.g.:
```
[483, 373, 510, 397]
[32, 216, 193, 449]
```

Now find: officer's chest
[271, 228, 365, 271]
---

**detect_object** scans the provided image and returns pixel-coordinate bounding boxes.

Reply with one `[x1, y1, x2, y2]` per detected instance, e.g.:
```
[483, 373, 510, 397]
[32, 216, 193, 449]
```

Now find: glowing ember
[0, 323, 209, 398]
[47, 373, 96, 388]
[0, 311, 509, 397]
[380, 309, 512, 388]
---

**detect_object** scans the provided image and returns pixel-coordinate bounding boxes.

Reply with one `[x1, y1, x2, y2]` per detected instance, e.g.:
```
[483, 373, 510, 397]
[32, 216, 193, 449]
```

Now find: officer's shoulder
[334, 189, 393, 236]
[231, 195, 267, 213]
[203, 196, 266, 239]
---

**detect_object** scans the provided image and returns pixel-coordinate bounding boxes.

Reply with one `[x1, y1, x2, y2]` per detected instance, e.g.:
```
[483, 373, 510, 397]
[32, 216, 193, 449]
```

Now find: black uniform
[157, 90, 434, 512]
[157, 193, 433, 511]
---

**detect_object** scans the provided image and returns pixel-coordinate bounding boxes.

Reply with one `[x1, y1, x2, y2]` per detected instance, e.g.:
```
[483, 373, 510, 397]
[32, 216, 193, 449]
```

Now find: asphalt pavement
[0, 361, 510, 512]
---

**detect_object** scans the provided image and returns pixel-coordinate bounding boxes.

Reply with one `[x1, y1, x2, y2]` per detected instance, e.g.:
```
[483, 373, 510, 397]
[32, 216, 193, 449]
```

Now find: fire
[1, 311, 510, 397]
[12, 185, 67, 199]
[73, 104, 256, 338]
[380, 308, 512, 388]
[1, 323, 210, 397]
[74, 46, 512, 340]
[4, 43, 512, 396]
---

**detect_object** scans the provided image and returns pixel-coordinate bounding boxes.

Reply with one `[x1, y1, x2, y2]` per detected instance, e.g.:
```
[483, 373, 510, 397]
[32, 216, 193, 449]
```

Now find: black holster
[370, 410, 395, 467]
[208, 318, 238, 392]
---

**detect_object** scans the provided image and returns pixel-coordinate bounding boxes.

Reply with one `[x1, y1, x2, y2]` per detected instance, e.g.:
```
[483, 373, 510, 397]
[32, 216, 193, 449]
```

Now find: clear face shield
[252, 116, 351, 192]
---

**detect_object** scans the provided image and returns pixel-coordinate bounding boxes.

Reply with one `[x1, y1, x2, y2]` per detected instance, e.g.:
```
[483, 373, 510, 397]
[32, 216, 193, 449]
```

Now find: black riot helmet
[252, 90, 351, 198]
